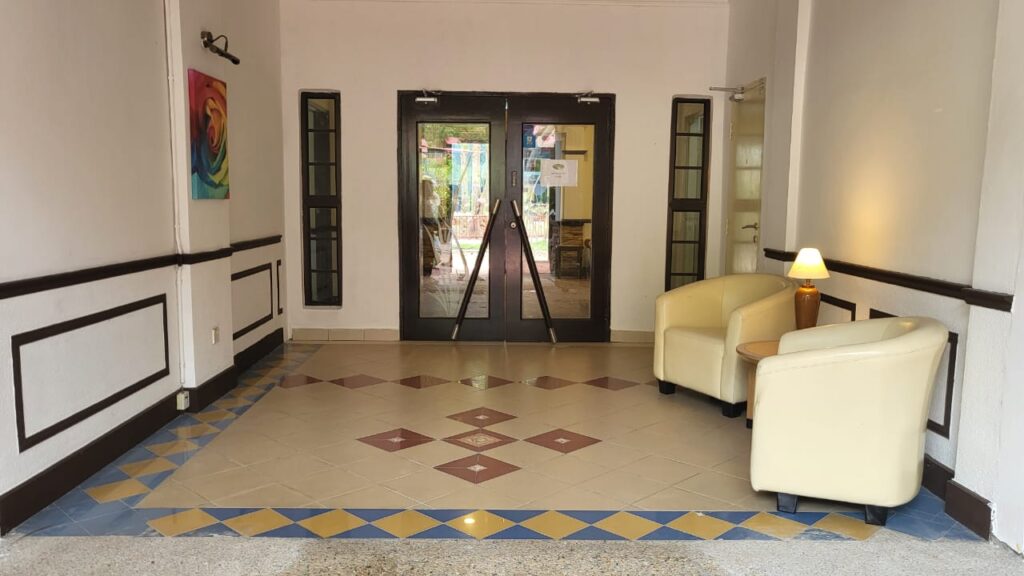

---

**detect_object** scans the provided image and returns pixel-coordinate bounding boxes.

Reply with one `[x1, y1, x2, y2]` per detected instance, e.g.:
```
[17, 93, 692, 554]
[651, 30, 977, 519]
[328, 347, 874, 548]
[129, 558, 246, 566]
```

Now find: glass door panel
[725, 79, 766, 274]
[521, 124, 595, 320]
[417, 122, 491, 319]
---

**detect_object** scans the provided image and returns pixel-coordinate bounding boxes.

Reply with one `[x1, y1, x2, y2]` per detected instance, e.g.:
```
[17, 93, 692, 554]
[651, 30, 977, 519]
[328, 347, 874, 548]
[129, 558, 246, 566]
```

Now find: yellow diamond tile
[84, 479, 150, 503]
[223, 509, 293, 536]
[594, 511, 661, 540]
[117, 457, 177, 478]
[193, 410, 237, 423]
[215, 397, 252, 409]
[667, 512, 734, 540]
[447, 510, 514, 539]
[741, 512, 808, 539]
[298, 510, 366, 538]
[374, 510, 439, 538]
[520, 510, 589, 539]
[172, 423, 222, 439]
[148, 509, 219, 537]
[147, 439, 199, 457]
[231, 386, 263, 398]
[814, 513, 880, 541]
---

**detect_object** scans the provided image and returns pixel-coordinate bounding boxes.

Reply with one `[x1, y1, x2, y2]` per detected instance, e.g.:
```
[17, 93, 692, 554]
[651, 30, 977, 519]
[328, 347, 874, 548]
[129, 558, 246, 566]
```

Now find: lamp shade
[787, 248, 830, 280]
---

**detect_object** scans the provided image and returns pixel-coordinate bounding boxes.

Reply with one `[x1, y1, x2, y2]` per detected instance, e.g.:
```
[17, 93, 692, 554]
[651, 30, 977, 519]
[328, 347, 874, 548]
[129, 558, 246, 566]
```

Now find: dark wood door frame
[398, 91, 615, 342]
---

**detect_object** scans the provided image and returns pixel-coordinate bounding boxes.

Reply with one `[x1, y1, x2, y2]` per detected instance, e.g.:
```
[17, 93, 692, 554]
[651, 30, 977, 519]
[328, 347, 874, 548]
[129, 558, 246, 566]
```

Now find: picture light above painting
[188, 69, 229, 200]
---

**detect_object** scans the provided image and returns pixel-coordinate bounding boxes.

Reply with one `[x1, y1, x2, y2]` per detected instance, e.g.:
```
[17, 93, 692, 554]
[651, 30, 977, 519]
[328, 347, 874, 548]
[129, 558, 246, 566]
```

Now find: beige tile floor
[140, 342, 857, 514]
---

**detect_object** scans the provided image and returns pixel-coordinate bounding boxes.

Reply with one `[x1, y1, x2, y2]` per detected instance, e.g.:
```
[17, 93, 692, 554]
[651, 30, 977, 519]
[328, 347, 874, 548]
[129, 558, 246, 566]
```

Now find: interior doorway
[398, 92, 615, 342]
[724, 79, 766, 274]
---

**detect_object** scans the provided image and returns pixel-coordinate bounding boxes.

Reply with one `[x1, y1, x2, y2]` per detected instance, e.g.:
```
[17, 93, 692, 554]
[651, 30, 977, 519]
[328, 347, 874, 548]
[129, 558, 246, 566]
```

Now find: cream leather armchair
[750, 316, 948, 525]
[654, 274, 796, 416]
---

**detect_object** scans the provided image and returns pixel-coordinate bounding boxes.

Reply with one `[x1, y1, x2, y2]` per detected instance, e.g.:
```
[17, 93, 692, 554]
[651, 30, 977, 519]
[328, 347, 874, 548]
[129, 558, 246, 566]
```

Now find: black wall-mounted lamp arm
[200, 31, 240, 65]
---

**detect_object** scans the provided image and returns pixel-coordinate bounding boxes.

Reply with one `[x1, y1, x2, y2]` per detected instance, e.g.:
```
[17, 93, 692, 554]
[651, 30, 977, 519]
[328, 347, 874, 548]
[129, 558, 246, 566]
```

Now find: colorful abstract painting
[188, 69, 229, 199]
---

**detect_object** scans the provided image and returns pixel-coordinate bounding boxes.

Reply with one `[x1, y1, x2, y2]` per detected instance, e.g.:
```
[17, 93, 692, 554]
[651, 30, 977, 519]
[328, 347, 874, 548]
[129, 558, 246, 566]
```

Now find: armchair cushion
[663, 327, 726, 399]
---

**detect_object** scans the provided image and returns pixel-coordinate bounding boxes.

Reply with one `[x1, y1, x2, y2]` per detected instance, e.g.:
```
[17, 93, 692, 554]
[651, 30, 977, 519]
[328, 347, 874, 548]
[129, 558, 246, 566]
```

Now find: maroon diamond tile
[446, 407, 517, 427]
[523, 376, 577, 390]
[332, 374, 386, 389]
[459, 375, 513, 390]
[525, 429, 601, 454]
[277, 374, 322, 389]
[398, 375, 448, 389]
[435, 454, 520, 483]
[357, 428, 434, 452]
[444, 429, 517, 452]
[584, 376, 639, 390]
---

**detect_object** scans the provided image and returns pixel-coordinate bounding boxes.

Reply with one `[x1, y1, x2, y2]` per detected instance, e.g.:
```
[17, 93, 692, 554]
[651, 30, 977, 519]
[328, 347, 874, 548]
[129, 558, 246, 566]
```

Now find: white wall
[796, 0, 998, 284]
[0, 0, 182, 493]
[280, 0, 729, 335]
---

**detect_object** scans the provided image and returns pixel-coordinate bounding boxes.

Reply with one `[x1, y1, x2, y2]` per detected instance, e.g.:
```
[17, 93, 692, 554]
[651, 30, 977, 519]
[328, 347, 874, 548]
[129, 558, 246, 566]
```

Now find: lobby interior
[2, 0, 1024, 574]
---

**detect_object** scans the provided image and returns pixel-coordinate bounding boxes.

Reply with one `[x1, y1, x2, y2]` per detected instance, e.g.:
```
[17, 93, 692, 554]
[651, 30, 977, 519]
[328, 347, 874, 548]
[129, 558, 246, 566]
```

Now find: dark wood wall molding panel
[0, 391, 178, 535]
[231, 263, 274, 340]
[764, 248, 1013, 312]
[12, 295, 170, 452]
[922, 455, 955, 500]
[871, 308, 958, 438]
[0, 255, 178, 301]
[230, 235, 283, 253]
[276, 259, 284, 315]
[945, 481, 992, 539]
[235, 327, 284, 373]
[820, 292, 856, 321]
[0, 236, 283, 301]
[188, 365, 238, 413]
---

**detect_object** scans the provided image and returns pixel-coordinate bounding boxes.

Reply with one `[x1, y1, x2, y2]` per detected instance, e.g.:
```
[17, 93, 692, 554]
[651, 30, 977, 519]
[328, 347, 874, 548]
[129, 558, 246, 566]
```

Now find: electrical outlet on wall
[211, 326, 220, 344]
[176, 390, 190, 411]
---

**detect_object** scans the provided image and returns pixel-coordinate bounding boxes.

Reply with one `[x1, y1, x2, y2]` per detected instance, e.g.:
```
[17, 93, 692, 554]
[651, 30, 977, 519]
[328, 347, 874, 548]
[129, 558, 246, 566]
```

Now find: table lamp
[787, 248, 830, 329]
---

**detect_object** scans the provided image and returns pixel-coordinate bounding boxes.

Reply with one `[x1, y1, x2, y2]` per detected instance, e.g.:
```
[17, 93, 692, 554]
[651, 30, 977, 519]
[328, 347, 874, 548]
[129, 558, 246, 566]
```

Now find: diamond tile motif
[668, 512, 735, 540]
[147, 509, 219, 537]
[584, 376, 639, 390]
[459, 375, 513, 390]
[117, 457, 177, 479]
[358, 428, 434, 452]
[813, 513, 881, 541]
[223, 509, 293, 536]
[373, 510, 439, 538]
[447, 407, 517, 427]
[332, 374, 386, 389]
[520, 510, 589, 539]
[171, 423, 221, 439]
[448, 510, 515, 539]
[192, 409, 236, 423]
[741, 512, 808, 539]
[398, 375, 447, 389]
[435, 454, 520, 483]
[146, 439, 199, 457]
[595, 511, 662, 540]
[525, 429, 601, 454]
[298, 510, 366, 538]
[444, 429, 517, 452]
[84, 479, 150, 503]
[278, 374, 322, 389]
[523, 376, 577, 390]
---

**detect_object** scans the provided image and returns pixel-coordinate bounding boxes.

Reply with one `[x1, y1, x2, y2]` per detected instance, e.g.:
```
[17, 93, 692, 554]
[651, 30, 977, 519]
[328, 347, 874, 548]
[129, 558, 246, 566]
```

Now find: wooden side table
[736, 340, 780, 429]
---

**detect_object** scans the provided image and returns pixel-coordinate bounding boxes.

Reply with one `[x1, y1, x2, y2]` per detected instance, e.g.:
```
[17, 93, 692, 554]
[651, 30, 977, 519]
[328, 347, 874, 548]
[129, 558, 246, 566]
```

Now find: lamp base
[794, 282, 820, 329]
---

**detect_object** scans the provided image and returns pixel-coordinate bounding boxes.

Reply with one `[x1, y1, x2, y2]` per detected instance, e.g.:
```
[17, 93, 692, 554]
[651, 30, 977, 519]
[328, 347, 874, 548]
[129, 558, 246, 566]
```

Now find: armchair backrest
[720, 274, 795, 326]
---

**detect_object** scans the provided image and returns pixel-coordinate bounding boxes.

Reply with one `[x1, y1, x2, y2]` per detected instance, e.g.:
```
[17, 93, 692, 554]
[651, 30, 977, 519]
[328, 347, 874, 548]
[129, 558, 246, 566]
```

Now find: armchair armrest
[654, 281, 724, 380]
[778, 320, 893, 354]
[725, 283, 796, 348]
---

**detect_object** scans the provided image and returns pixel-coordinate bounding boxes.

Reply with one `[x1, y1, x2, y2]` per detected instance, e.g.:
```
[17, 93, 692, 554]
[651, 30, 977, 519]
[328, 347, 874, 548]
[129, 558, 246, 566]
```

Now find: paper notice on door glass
[540, 159, 578, 187]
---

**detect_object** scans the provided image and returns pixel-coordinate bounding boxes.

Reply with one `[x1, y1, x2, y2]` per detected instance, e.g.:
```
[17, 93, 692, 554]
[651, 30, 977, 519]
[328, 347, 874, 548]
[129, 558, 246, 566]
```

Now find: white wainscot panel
[231, 266, 272, 338]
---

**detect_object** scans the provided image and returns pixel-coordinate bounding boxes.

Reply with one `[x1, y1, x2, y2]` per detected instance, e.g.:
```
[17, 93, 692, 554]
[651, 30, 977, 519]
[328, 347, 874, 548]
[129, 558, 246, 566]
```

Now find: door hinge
[511, 171, 518, 188]
[729, 121, 735, 140]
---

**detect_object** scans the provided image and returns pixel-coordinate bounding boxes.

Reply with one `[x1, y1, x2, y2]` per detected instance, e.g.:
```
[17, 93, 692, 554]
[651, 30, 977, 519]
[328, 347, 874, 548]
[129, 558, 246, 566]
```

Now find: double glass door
[399, 92, 614, 342]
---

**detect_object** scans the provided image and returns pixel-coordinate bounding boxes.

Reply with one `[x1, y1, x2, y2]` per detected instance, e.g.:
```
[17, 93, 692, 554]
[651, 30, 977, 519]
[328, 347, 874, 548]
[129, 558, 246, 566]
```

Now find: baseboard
[945, 481, 992, 540]
[610, 330, 654, 343]
[922, 455, 954, 499]
[234, 327, 284, 372]
[0, 391, 178, 535]
[292, 327, 400, 342]
[187, 365, 238, 413]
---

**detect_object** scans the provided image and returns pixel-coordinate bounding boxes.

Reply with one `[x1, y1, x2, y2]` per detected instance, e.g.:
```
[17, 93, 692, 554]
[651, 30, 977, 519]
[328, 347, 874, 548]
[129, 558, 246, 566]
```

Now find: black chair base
[777, 493, 799, 514]
[658, 380, 676, 395]
[864, 505, 889, 526]
[721, 401, 745, 418]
